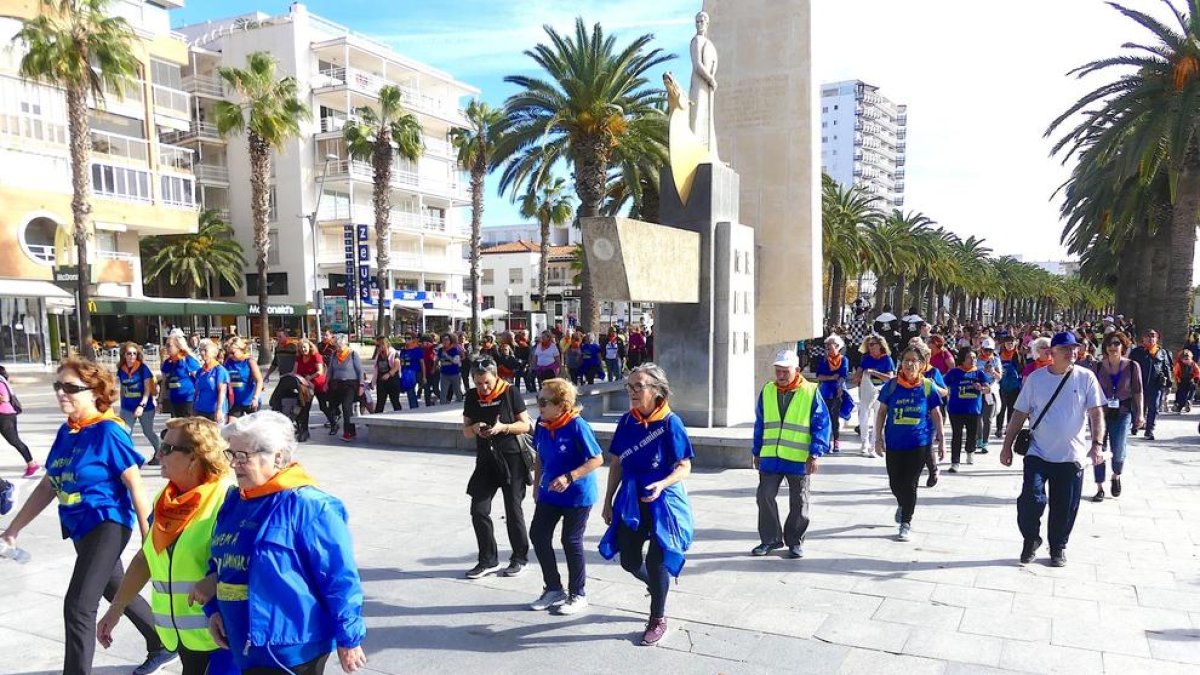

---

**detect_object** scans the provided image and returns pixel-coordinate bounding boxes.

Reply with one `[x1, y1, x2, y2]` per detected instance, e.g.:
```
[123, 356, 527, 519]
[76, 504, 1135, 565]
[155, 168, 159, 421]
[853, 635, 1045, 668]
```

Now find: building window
[267, 186, 277, 222]
[267, 231, 280, 265]
[822, 106, 828, 113]
[424, 281, 445, 292]
[482, 268, 494, 285]
[834, 105, 839, 110]
[150, 59, 183, 90]
[20, 216, 58, 265]
[508, 295, 525, 312]
[509, 267, 523, 284]
[482, 296, 495, 310]
[160, 174, 195, 207]
[92, 163, 152, 202]
[245, 272, 289, 296]
[95, 231, 118, 253]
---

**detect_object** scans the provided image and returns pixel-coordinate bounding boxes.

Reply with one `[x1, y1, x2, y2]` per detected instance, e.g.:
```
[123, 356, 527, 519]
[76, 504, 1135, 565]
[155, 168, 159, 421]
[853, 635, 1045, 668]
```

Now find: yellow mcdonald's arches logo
[87, 301, 97, 313]
[54, 224, 74, 266]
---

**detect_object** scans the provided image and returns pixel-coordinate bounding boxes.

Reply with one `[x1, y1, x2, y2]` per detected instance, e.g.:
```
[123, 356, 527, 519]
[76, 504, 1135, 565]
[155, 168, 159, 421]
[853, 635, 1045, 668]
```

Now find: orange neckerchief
[776, 373, 805, 393]
[631, 401, 672, 427]
[240, 463, 318, 500]
[1000, 349, 1017, 361]
[336, 348, 351, 364]
[165, 352, 184, 363]
[539, 409, 579, 438]
[826, 353, 844, 371]
[151, 478, 224, 553]
[405, 339, 420, 350]
[517, 338, 529, 347]
[896, 372, 923, 389]
[201, 359, 219, 372]
[67, 408, 124, 433]
[120, 361, 143, 378]
[478, 379, 511, 404]
[1034, 356, 1053, 370]
[1148, 344, 1160, 357]
[571, 338, 582, 349]
[958, 365, 977, 373]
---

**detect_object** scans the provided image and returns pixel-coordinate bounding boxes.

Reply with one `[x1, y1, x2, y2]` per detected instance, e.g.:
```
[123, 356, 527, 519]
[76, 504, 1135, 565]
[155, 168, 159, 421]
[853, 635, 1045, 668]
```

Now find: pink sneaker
[22, 463, 40, 478]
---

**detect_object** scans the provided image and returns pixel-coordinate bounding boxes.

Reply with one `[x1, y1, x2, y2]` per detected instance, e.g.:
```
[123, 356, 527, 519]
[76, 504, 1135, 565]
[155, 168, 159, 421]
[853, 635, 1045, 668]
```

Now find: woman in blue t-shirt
[437, 334, 464, 403]
[943, 347, 993, 473]
[224, 336, 263, 419]
[875, 346, 944, 542]
[528, 378, 604, 616]
[853, 335, 895, 457]
[1, 358, 166, 674]
[814, 335, 851, 453]
[160, 335, 201, 418]
[599, 363, 694, 648]
[193, 339, 230, 424]
[116, 342, 160, 457]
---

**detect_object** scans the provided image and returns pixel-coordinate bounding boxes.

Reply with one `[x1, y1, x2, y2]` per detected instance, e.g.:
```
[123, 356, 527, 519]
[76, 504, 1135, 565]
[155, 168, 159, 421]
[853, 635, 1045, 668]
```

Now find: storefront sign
[247, 304, 304, 316]
[52, 266, 79, 289]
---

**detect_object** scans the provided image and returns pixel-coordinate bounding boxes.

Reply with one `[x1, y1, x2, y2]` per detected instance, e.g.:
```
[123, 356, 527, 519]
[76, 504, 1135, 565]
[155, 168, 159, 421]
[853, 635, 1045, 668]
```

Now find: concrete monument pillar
[704, 0, 822, 376]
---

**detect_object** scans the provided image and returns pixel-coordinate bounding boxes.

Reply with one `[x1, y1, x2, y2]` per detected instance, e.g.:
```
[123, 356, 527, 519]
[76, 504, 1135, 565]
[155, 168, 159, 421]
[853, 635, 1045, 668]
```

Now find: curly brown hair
[58, 357, 118, 412]
[164, 417, 231, 482]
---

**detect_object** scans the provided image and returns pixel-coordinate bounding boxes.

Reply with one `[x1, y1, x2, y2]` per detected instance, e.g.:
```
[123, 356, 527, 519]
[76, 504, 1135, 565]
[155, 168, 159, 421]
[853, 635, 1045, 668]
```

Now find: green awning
[88, 297, 248, 317]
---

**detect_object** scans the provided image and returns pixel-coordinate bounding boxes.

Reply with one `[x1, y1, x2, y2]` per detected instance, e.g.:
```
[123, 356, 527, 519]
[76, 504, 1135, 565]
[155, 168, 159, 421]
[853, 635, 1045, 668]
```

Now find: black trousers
[375, 376, 402, 413]
[950, 413, 980, 464]
[756, 472, 811, 546]
[243, 653, 330, 675]
[996, 389, 1019, 434]
[886, 448, 928, 525]
[0, 414, 31, 463]
[65, 522, 162, 675]
[332, 379, 358, 436]
[423, 372, 441, 406]
[167, 400, 194, 418]
[468, 453, 529, 567]
[178, 646, 211, 675]
[824, 395, 842, 442]
[617, 500, 670, 619]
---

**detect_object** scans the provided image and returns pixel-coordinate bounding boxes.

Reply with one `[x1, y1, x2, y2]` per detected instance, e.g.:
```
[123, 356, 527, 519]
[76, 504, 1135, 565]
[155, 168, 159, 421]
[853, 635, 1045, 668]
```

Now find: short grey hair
[221, 410, 297, 465]
[824, 334, 845, 351]
[335, 333, 349, 348]
[197, 338, 219, 355]
[630, 362, 671, 402]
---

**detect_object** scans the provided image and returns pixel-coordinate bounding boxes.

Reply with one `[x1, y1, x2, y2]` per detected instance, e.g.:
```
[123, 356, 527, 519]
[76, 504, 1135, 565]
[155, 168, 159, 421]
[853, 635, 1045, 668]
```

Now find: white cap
[167, 328, 185, 339]
[980, 338, 996, 350]
[1103, 315, 1114, 323]
[773, 349, 799, 368]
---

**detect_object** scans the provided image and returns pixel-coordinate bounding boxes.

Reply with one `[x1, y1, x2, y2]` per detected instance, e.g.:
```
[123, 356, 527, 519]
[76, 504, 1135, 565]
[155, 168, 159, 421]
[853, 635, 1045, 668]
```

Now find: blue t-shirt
[117, 363, 156, 412]
[439, 346, 462, 376]
[944, 368, 993, 416]
[161, 355, 201, 404]
[45, 418, 143, 541]
[608, 411, 695, 486]
[814, 356, 850, 400]
[923, 365, 947, 391]
[210, 492, 329, 670]
[401, 346, 423, 372]
[859, 353, 896, 385]
[224, 358, 256, 408]
[580, 343, 602, 367]
[194, 363, 231, 415]
[533, 415, 603, 507]
[877, 379, 944, 451]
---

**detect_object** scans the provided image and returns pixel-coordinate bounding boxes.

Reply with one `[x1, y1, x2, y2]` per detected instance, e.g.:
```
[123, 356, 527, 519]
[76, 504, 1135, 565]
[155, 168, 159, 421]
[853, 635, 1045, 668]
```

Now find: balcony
[424, 136, 453, 158]
[317, 66, 387, 97]
[162, 122, 224, 145]
[182, 75, 225, 99]
[91, 130, 148, 163]
[317, 115, 361, 134]
[93, 74, 144, 116]
[314, 67, 462, 121]
[195, 163, 230, 184]
[158, 143, 194, 173]
[152, 84, 191, 120]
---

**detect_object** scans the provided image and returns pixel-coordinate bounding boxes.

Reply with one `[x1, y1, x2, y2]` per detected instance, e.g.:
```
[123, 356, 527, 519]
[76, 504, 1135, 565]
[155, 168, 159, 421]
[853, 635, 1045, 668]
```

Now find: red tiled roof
[481, 240, 576, 257]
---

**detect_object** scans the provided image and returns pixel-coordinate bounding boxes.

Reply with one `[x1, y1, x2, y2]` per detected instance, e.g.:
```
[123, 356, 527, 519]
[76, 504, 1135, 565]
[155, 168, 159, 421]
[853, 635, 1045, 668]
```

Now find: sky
[173, 0, 1197, 269]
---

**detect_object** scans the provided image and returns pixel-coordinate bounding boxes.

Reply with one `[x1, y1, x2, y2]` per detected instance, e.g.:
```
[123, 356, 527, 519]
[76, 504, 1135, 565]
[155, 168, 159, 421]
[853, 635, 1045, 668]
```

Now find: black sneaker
[926, 471, 939, 487]
[1049, 549, 1067, 567]
[498, 561, 527, 577]
[786, 544, 804, 559]
[751, 542, 783, 556]
[1111, 477, 1122, 498]
[1145, 430, 1155, 440]
[975, 448, 989, 455]
[465, 563, 501, 579]
[1092, 488, 1105, 502]
[1020, 537, 1042, 564]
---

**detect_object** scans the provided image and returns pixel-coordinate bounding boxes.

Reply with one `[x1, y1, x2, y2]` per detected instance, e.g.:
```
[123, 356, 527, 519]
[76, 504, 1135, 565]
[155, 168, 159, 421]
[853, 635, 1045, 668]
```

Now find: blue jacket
[206, 486, 365, 658]
[599, 479, 694, 577]
[751, 386, 832, 475]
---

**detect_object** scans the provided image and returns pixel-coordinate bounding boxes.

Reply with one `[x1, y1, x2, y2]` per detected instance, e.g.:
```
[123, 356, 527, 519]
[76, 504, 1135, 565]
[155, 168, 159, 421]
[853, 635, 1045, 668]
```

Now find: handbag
[1014, 366, 1072, 456]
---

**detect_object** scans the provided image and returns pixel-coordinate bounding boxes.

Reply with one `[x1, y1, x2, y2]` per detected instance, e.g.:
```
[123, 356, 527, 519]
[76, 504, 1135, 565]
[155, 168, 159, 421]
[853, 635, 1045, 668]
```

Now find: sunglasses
[53, 381, 91, 395]
[471, 358, 495, 369]
[124, 351, 139, 356]
[536, 397, 559, 407]
[157, 441, 192, 457]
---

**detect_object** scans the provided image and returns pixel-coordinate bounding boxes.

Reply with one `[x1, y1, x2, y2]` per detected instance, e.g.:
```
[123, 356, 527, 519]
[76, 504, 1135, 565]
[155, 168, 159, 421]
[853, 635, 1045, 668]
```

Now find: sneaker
[786, 544, 804, 559]
[1049, 549, 1067, 567]
[342, 432, 353, 442]
[465, 563, 501, 579]
[1111, 476, 1122, 498]
[947, 464, 959, 474]
[529, 588, 568, 611]
[926, 471, 938, 487]
[554, 594, 589, 615]
[1020, 536, 1042, 564]
[855, 425, 861, 436]
[329, 424, 339, 436]
[1092, 488, 1105, 502]
[975, 448, 989, 455]
[1145, 430, 1155, 440]
[0, 480, 13, 516]
[498, 562, 527, 577]
[831, 440, 840, 454]
[641, 617, 669, 646]
[22, 462, 40, 478]
[894, 506, 902, 524]
[132, 649, 178, 675]
[751, 542, 783, 556]
[966, 453, 974, 465]
[897, 523, 912, 542]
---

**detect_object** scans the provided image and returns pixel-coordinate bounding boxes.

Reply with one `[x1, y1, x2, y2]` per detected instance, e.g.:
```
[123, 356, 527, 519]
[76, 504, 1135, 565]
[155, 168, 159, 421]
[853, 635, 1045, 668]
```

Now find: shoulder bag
[0, 376, 20, 414]
[1013, 366, 1071, 456]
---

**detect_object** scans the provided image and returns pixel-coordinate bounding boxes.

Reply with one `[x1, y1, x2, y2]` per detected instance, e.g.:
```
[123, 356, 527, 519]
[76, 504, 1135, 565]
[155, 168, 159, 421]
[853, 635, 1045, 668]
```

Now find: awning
[89, 296, 249, 316]
[0, 279, 74, 299]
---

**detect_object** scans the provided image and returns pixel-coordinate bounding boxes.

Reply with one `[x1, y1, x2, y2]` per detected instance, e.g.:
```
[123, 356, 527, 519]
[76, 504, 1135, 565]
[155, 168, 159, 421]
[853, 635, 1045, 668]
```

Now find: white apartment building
[820, 80, 907, 209]
[481, 223, 580, 248]
[175, 3, 476, 335]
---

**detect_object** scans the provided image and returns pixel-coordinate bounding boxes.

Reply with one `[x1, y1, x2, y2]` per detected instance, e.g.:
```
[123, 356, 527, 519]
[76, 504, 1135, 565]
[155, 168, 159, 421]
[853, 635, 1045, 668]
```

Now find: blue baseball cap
[1050, 331, 1079, 348]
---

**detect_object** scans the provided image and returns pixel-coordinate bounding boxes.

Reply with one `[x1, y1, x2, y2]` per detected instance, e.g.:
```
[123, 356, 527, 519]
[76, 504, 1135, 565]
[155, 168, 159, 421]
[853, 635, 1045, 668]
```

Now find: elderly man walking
[1001, 332, 1106, 568]
[750, 350, 832, 559]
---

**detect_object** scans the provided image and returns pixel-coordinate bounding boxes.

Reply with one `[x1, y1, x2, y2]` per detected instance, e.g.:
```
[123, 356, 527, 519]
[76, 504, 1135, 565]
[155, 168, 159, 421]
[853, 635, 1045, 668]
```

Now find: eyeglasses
[1105, 341, 1122, 348]
[53, 381, 91, 395]
[626, 383, 652, 393]
[124, 351, 139, 356]
[223, 449, 258, 464]
[157, 441, 192, 457]
[536, 397, 560, 407]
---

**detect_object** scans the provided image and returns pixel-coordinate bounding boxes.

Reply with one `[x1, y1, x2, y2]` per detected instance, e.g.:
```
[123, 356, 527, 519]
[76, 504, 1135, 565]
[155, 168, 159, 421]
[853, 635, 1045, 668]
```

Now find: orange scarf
[1148, 344, 1160, 357]
[202, 359, 219, 372]
[1034, 356, 1052, 370]
[67, 408, 124, 433]
[120, 361, 143, 378]
[1000, 349, 1017, 361]
[240, 462, 318, 500]
[776, 373, 804, 393]
[478, 379, 510, 404]
[959, 365, 977, 373]
[826, 353, 844, 371]
[896, 371, 923, 389]
[336, 348, 351, 364]
[631, 401, 672, 427]
[151, 479, 224, 553]
[539, 409, 579, 438]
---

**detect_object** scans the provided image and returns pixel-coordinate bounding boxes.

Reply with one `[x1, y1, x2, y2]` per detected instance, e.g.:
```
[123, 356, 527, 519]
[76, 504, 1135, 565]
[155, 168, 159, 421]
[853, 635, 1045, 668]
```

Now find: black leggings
[824, 395, 842, 442]
[0, 414, 31, 463]
[178, 646, 211, 675]
[617, 500, 671, 619]
[886, 448, 927, 525]
[996, 389, 1019, 434]
[243, 653, 330, 675]
[950, 413, 980, 464]
[65, 522, 161, 675]
[333, 380, 358, 436]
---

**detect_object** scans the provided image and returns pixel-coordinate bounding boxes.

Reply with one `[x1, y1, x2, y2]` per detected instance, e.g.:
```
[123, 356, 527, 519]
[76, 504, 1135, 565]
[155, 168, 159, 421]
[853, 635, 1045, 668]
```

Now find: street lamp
[303, 153, 339, 338]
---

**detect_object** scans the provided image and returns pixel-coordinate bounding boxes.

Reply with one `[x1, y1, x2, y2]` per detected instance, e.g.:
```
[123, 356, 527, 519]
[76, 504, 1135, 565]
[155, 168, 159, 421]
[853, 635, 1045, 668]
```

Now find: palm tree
[519, 177, 575, 311]
[1048, 0, 1200, 347]
[213, 52, 309, 364]
[142, 210, 246, 331]
[451, 99, 506, 347]
[497, 18, 671, 332]
[344, 85, 423, 336]
[821, 175, 881, 326]
[16, 0, 139, 359]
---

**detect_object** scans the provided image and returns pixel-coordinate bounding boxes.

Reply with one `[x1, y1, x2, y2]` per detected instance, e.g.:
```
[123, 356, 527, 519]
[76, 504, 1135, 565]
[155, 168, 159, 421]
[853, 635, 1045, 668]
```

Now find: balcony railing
[158, 143, 194, 173]
[424, 136, 453, 157]
[0, 113, 68, 145]
[182, 75, 225, 98]
[317, 66, 386, 97]
[152, 84, 191, 118]
[95, 74, 144, 107]
[91, 130, 148, 163]
[162, 121, 223, 145]
[95, 249, 134, 262]
[195, 163, 229, 183]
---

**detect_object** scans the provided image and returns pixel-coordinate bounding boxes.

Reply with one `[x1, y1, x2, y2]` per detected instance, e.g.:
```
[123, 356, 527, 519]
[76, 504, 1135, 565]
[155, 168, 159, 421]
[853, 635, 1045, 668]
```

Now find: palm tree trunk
[374, 139, 394, 337]
[469, 162, 485, 347]
[574, 140, 608, 332]
[249, 132, 272, 366]
[830, 262, 846, 327]
[539, 215, 550, 311]
[66, 84, 95, 360]
[1163, 158, 1200, 349]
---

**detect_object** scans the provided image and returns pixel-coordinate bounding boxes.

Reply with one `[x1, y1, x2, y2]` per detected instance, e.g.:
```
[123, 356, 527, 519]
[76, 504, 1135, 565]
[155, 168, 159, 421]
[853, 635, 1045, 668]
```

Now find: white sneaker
[967, 453, 974, 466]
[553, 594, 589, 615]
[529, 588, 568, 611]
[898, 523, 912, 541]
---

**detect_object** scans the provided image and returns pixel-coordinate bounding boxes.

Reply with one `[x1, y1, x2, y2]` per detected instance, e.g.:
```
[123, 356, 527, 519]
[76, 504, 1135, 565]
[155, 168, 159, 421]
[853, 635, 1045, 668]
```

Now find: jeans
[756, 472, 811, 546]
[0, 413, 32, 463]
[530, 503, 591, 596]
[997, 389, 1020, 435]
[949, 413, 979, 465]
[440, 371, 464, 403]
[605, 358, 621, 381]
[1017, 454, 1084, 552]
[468, 452, 530, 567]
[118, 408, 161, 457]
[617, 500, 670, 619]
[886, 448, 927, 524]
[65, 522, 162, 675]
[402, 372, 420, 409]
[1144, 385, 1163, 432]
[1096, 409, 1131, 483]
[1176, 382, 1196, 409]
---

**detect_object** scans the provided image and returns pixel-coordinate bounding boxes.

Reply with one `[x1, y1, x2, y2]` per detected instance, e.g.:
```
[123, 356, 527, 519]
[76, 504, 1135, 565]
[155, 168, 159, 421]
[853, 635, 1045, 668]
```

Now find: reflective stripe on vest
[760, 381, 817, 463]
[142, 482, 230, 652]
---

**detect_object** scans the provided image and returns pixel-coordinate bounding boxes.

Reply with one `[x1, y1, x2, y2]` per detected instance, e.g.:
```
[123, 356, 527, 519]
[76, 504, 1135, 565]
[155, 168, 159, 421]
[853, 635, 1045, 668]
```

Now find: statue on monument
[689, 10, 718, 159]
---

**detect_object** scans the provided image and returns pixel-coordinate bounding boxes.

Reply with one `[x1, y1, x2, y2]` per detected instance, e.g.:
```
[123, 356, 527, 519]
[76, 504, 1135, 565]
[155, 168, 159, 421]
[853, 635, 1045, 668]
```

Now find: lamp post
[303, 153, 339, 338]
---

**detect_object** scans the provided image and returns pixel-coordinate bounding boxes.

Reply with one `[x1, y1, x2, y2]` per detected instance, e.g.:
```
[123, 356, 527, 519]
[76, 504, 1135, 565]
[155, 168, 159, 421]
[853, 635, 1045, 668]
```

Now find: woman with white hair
[198, 411, 367, 674]
[814, 335, 850, 453]
[1022, 336, 1053, 379]
[327, 334, 364, 442]
[161, 335, 201, 418]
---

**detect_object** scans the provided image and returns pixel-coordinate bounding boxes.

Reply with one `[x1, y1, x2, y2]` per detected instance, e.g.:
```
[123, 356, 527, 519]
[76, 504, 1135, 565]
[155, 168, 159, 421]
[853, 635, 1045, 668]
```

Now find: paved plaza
[2, 386, 1200, 674]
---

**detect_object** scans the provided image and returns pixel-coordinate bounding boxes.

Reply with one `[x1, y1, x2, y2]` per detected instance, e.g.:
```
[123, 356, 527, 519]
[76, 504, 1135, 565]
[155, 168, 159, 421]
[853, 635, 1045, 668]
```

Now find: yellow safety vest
[760, 381, 818, 463]
[142, 481, 231, 652]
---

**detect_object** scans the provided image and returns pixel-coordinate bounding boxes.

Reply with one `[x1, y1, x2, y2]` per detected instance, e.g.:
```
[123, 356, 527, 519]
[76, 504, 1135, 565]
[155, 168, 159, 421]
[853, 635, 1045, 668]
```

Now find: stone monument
[689, 11, 719, 158]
